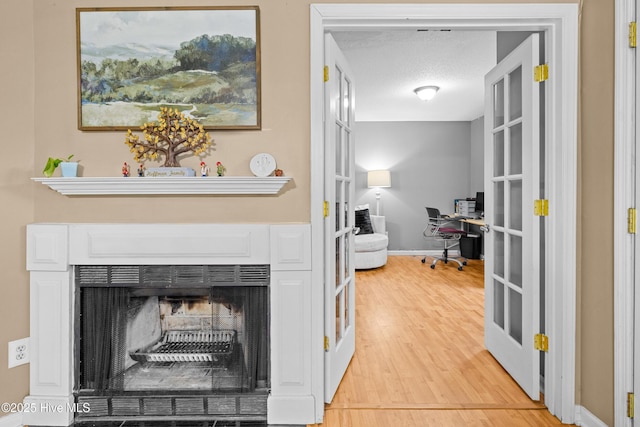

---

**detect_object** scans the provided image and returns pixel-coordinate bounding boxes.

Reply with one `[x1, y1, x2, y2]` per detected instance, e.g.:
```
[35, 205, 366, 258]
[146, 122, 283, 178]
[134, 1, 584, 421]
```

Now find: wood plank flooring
[309, 255, 573, 427]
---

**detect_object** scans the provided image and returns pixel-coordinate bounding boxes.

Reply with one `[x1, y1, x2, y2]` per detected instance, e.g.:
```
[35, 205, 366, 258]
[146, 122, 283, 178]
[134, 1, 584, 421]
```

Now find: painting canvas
[77, 7, 260, 130]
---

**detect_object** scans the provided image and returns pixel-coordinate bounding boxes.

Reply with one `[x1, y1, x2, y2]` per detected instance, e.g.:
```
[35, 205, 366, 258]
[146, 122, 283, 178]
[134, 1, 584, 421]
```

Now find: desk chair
[422, 207, 467, 271]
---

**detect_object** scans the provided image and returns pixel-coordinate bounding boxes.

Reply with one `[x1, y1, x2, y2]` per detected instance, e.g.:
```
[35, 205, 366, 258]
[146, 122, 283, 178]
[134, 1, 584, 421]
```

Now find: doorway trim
[310, 3, 578, 424]
[614, 0, 635, 426]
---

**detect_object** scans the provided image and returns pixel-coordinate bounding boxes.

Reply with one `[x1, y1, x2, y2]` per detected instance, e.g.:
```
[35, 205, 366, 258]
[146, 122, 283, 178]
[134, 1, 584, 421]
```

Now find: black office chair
[421, 207, 467, 270]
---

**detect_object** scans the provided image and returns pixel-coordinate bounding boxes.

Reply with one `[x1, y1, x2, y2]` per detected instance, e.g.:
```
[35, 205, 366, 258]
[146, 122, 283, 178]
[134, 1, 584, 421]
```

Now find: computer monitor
[475, 191, 484, 212]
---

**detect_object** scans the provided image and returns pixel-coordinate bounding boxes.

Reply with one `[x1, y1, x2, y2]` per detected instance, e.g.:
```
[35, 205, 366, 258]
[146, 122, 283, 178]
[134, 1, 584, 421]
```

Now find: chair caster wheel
[458, 266, 463, 271]
[463, 261, 468, 265]
[430, 265, 435, 269]
[421, 258, 426, 264]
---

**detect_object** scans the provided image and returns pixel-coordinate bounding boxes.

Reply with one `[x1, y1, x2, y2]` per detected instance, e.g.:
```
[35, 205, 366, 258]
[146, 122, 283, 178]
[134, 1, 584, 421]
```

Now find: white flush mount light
[414, 85, 440, 101]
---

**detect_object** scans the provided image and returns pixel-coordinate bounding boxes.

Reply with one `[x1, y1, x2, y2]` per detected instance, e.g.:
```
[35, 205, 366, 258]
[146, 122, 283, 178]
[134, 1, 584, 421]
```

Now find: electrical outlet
[8, 338, 29, 368]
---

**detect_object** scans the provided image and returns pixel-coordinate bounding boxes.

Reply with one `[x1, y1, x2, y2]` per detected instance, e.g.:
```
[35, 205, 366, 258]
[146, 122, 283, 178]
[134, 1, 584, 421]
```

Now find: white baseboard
[0, 412, 22, 427]
[574, 405, 608, 427]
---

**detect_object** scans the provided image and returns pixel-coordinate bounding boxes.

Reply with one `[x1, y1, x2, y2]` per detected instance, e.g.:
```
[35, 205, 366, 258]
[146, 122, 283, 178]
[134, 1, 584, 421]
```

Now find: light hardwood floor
[309, 255, 573, 427]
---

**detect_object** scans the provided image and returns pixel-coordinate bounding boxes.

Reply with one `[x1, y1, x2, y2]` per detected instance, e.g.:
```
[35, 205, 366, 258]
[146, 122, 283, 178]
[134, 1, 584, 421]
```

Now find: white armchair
[354, 214, 388, 269]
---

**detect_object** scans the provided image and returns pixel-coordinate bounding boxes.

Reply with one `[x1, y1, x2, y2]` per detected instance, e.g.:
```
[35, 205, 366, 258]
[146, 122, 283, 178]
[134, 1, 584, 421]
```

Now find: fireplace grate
[76, 265, 270, 287]
[130, 330, 236, 363]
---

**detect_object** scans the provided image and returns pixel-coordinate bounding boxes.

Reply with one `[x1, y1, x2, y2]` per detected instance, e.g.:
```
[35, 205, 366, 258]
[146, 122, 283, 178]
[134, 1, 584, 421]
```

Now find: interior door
[324, 33, 356, 403]
[484, 34, 542, 400]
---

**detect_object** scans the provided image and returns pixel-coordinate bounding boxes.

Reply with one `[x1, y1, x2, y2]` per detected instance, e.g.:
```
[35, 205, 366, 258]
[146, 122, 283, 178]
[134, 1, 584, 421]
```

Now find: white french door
[323, 33, 356, 403]
[484, 34, 543, 400]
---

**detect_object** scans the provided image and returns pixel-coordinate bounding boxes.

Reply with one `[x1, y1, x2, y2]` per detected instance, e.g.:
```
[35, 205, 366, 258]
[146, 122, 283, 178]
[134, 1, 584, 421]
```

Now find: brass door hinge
[323, 200, 330, 218]
[324, 65, 329, 82]
[629, 208, 637, 234]
[534, 333, 549, 352]
[631, 22, 637, 48]
[324, 336, 330, 351]
[534, 199, 549, 216]
[629, 392, 635, 418]
[534, 64, 549, 82]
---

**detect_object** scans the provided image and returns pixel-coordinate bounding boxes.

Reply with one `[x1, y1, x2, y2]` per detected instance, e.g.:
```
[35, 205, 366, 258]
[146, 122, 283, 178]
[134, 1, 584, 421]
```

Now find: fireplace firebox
[74, 265, 269, 423]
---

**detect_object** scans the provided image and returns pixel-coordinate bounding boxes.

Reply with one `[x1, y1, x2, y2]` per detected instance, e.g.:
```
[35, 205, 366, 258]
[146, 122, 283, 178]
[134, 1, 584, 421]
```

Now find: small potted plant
[43, 155, 78, 177]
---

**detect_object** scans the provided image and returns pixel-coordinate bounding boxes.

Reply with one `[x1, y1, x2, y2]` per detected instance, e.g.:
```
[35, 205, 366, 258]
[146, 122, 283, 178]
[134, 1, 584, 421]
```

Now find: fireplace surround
[25, 223, 316, 426]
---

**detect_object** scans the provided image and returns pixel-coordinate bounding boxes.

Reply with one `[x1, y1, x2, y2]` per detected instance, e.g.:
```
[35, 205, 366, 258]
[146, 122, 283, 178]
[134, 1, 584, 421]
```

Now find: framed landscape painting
[76, 6, 261, 130]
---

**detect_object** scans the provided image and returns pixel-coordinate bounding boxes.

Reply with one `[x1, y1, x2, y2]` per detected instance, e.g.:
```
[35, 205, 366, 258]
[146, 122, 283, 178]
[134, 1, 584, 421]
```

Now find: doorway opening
[335, 24, 544, 398]
[310, 4, 578, 424]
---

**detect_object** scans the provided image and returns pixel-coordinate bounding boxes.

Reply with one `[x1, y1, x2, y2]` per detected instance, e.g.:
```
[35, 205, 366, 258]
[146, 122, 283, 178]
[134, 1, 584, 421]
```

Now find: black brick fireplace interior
[73, 265, 270, 424]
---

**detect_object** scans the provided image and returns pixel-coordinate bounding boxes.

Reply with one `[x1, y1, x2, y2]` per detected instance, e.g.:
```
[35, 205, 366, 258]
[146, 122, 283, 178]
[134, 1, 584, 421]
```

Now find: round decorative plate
[250, 153, 276, 177]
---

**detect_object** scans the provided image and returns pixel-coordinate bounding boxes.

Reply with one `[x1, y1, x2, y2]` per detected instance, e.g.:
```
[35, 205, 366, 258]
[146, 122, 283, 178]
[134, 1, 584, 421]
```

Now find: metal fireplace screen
[74, 265, 269, 422]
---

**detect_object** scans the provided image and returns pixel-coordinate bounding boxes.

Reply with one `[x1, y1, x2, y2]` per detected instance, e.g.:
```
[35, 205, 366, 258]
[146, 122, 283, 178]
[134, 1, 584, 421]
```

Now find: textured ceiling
[332, 30, 497, 122]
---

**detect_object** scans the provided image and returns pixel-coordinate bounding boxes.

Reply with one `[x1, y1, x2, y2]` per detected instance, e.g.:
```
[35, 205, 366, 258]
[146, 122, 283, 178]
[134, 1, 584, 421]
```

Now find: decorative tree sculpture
[124, 107, 212, 167]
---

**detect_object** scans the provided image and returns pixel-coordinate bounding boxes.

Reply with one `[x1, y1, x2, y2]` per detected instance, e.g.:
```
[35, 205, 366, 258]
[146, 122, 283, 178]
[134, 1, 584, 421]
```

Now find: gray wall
[497, 31, 533, 62]
[469, 116, 484, 194]
[355, 121, 483, 251]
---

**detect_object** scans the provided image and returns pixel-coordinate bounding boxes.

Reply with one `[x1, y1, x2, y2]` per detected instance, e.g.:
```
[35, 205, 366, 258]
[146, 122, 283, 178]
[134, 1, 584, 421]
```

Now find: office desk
[459, 217, 485, 227]
[446, 215, 485, 259]
[445, 214, 486, 228]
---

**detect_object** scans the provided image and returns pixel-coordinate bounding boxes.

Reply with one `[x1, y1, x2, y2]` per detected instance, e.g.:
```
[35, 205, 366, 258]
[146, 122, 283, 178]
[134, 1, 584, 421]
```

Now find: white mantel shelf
[32, 176, 292, 195]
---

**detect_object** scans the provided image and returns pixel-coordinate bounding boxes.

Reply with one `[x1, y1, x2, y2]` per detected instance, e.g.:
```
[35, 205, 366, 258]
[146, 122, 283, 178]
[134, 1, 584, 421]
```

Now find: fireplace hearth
[41, 422, 273, 427]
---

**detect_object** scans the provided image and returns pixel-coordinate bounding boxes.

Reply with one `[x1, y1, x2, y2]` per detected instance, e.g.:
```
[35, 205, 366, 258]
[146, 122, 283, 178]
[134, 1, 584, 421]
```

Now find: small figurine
[137, 164, 145, 177]
[122, 162, 130, 177]
[274, 168, 284, 177]
[200, 161, 210, 177]
[216, 161, 225, 177]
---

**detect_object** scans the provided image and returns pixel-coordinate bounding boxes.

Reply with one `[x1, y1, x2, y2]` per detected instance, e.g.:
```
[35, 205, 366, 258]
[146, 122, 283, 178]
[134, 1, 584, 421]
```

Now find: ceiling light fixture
[414, 85, 440, 101]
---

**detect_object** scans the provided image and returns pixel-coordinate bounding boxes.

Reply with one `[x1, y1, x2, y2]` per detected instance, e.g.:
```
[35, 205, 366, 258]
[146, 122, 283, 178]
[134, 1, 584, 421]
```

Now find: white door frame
[615, 1, 636, 426]
[310, 3, 578, 424]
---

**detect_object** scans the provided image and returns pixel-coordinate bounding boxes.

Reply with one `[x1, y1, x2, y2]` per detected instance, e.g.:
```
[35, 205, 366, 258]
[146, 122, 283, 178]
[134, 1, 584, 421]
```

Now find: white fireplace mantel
[24, 223, 316, 426]
[32, 176, 292, 195]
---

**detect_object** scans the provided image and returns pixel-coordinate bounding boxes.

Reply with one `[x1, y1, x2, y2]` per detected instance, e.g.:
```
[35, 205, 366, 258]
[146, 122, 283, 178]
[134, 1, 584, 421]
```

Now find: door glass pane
[493, 280, 505, 329]
[345, 130, 351, 177]
[344, 235, 350, 280]
[344, 145, 355, 227]
[335, 66, 343, 122]
[344, 282, 351, 330]
[509, 180, 523, 231]
[494, 181, 504, 226]
[336, 181, 342, 232]
[335, 237, 342, 288]
[335, 126, 342, 175]
[335, 292, 342, 342]
[509, 123, 523, 175]
[493, 131, 505, 177]
[344, 200, 349, 234]
[343, 76, 351, 125]
[493, 79, 505, 127]
[494, 231, 505, 278]
[509, 234, 523, 289]
[509, 65, 523, 121]
[509, 288, 523, 345]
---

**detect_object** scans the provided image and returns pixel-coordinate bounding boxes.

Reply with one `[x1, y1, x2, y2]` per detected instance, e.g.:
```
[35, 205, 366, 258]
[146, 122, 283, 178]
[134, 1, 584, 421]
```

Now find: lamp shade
[368, 170, 391, 188]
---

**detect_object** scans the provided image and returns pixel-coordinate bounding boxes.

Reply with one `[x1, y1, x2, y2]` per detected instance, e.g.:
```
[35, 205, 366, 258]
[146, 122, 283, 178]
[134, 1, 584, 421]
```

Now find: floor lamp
[367, 170, 391, 215]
